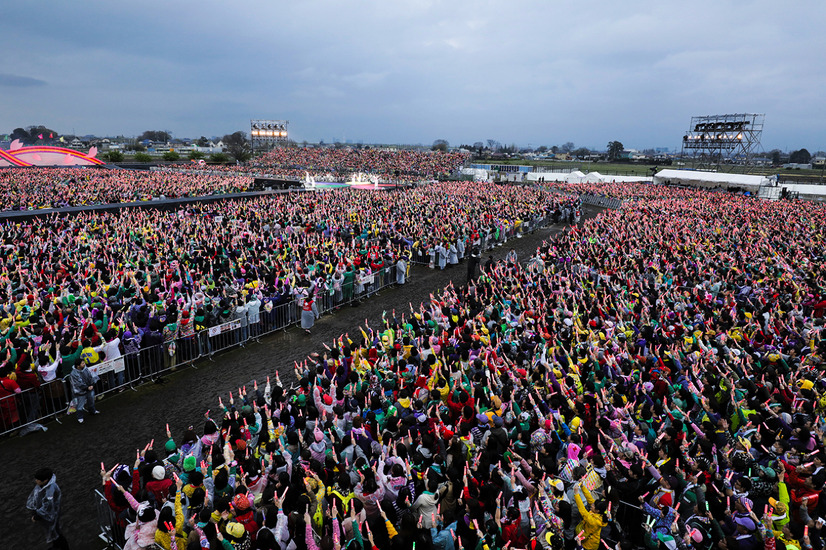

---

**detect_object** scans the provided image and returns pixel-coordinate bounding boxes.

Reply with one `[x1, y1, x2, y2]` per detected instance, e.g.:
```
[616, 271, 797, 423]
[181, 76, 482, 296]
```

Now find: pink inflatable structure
[0, 140, 105, 167]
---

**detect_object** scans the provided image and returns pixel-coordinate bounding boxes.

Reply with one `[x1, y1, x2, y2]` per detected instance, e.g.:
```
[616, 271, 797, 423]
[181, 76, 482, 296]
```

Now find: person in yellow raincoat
[574, 484, 608, 550]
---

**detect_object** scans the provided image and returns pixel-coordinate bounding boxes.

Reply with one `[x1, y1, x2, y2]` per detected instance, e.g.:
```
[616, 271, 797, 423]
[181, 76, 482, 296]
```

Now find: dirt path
[0, 207, 601, 549]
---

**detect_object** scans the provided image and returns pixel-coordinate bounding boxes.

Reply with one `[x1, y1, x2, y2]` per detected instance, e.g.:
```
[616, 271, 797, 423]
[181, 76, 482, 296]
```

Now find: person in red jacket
[447, 383, 474, 422]
[781, 459, 821, 513]
[231, 493, 259, 541]
[0, 369, 21, 431]
[146, 464, 174, 506]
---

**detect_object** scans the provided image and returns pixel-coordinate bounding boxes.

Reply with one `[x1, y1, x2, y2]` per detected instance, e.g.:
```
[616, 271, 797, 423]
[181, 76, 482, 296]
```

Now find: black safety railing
[0, 266, 410, 439]
[578, 193, 624, 209]
[93, 488, 128, 549]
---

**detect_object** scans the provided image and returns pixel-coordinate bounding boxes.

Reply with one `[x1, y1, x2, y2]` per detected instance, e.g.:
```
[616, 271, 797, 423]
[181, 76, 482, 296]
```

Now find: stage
[310, 181, 402, 190]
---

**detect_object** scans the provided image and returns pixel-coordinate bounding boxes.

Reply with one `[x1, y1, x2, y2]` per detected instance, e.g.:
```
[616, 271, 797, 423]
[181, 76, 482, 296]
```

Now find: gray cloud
[0, 73, 47, 87]
[0, 1, 824, 150]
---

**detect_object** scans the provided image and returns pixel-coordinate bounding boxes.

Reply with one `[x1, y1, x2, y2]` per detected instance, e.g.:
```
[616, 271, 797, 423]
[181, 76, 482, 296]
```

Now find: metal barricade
[93, 488, 127, 549]
[206, 319, 244, 355]
[579, 193, 624, 209]
[138, 344, 165, 381]
[0, 378, 71, 437]
[88, 355, 135, 398]
[1, 257, 423, 440]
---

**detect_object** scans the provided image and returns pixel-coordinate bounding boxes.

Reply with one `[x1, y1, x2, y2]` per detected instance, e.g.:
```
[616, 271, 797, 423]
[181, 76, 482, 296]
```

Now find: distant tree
[139, 130, 171, 143]
[25, 125, 59, 143]
[221, 131, 251, 162]
[196, 136, 210, 147]
[10, 127, 31, 144]
[104, 150, 124, 162]
[789, 148, 811, 164]
[572, 147, 591, 158]
[535, 145, 548, 153]
[560, 142, 575, 154]
[769, 149, 782, 165]
[432, 139, 449, 152]
[486, 139, 501, 151]
[209, 152, 230, 164]
[188, 150, 205, 160]
[607, 141, 624, 161]
[134, 152, 152, 163]
[550, 145, 559, 154]
[163, 150, 180, 161]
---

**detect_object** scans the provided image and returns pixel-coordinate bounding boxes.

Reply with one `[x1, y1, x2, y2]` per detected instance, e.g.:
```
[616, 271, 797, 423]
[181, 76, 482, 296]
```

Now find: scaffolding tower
[250, 119, 289, 156]
[681, 113, 764, 172]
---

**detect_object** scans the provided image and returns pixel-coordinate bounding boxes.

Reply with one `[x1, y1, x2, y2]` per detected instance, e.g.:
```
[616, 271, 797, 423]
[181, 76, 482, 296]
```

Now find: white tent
[653, 169, 771, 191]
[460, 167, 490, 181]
[526, 171, 573, 182]
[579, 172, 652, 184]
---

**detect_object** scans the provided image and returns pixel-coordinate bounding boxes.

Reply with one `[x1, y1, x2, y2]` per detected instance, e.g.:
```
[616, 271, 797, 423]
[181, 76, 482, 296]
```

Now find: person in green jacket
[342, 267, 355, 303]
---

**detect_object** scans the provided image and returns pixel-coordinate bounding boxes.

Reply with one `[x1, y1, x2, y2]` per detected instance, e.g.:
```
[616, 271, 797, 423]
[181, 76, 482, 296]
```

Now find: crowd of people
[251, 147, 469, 182]
[0, 148, 470, 211]
[0, 167, 253, 210]
[164, 148, 470, 184]
[86, 183, 826, 550]
[0, 183, 567, 432]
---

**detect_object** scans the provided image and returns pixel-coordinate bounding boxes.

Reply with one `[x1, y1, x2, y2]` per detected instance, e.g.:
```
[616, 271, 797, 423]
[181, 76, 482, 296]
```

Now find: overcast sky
[1, 1, 824, 151]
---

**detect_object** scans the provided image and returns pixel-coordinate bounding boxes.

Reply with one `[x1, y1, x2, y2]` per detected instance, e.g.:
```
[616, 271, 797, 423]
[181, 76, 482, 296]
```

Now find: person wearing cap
[730, 513, 761, 550]
[640, 489, 677, 545]
[146, 463, 174, 507]
[230, 493, 258, 542]
[218, 521, 250, 549]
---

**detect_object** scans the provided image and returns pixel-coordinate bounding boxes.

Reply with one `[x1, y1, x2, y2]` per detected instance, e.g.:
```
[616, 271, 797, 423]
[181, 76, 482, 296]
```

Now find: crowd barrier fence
[93, 488, 127, 549]
[0, 264, 409, 439]
[578, 193, 624, 209]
